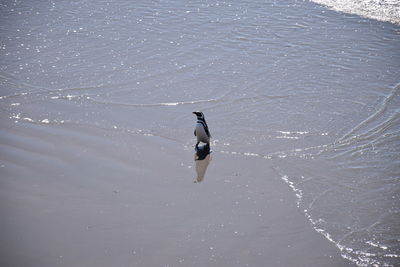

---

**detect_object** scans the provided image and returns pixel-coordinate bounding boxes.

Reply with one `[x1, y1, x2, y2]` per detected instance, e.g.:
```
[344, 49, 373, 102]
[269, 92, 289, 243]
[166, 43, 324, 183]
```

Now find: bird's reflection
[194, 143, 211, 183]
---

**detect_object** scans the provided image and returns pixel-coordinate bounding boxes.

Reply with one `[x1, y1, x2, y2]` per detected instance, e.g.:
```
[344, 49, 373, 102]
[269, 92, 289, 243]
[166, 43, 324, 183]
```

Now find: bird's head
[193, 111, 204, 119]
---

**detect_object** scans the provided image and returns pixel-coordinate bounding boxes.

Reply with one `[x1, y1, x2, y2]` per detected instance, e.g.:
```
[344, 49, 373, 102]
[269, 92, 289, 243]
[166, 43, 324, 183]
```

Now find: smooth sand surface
[0, 123, 355, 267]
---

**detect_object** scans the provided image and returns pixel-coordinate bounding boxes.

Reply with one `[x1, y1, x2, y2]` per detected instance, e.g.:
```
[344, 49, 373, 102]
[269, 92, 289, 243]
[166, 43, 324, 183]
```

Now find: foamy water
[1, 0, 399, 266]
[311, 0, 400, 25]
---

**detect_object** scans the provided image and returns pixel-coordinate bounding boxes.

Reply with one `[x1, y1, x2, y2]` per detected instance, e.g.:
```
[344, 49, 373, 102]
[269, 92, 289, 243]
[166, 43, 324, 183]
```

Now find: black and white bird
[193, 111, 211, 146]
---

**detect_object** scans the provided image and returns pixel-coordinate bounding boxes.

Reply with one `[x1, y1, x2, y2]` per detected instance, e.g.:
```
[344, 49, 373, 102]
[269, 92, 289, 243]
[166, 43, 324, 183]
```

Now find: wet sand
[0, 122, 355, 267]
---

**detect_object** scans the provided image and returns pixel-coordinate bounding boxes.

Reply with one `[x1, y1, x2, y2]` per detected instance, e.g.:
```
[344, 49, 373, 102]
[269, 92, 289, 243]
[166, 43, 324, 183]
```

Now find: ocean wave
[310, 0, 400, 24]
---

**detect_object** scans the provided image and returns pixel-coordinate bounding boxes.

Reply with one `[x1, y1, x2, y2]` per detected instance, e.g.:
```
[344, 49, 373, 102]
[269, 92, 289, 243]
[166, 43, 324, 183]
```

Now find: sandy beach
[1, 122, 355, 267]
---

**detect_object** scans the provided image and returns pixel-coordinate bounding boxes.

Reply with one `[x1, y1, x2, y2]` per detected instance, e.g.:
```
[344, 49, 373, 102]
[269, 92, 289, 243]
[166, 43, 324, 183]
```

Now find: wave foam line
[310, 0, 400, 25]
[0, 84, 107, 101]
[271, 166, 398, 267]
[10, 113, 66, 125]
[0, 72, 112, 100]
[86, 97, 220, 107]
[217, 142, 331, 161]
[337, 83, 400, 143]
[328, 111, 400, 159]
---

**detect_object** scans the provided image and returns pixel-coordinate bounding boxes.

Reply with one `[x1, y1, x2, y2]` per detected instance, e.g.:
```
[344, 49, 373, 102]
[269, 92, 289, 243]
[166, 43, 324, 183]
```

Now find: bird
[193, 111, 211, 146]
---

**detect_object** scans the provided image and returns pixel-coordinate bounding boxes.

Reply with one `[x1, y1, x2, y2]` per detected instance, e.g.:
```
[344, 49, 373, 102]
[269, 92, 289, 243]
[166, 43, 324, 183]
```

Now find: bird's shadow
[194, 143, 211, 183]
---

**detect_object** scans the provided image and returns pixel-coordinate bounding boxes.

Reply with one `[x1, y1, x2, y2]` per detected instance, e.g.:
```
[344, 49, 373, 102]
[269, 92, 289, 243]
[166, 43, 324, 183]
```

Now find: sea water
[0, 0, 399, 266]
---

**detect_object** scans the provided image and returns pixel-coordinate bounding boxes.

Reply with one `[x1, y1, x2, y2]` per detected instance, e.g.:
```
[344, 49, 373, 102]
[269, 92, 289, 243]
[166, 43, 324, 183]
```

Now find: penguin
[193, 111, 211, 146]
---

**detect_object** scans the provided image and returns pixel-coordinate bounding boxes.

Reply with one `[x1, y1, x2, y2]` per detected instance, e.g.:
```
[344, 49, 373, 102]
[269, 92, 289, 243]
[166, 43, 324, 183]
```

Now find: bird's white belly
[195, 123, 209, 143]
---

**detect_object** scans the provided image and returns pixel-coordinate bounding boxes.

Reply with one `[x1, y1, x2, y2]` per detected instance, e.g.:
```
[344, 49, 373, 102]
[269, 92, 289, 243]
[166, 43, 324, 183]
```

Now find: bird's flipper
[205, 127, 211, 138]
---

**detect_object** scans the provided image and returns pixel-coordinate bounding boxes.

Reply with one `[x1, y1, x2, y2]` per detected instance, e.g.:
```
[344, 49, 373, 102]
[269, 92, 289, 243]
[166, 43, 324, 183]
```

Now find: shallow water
[1, 0, 399, 266]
